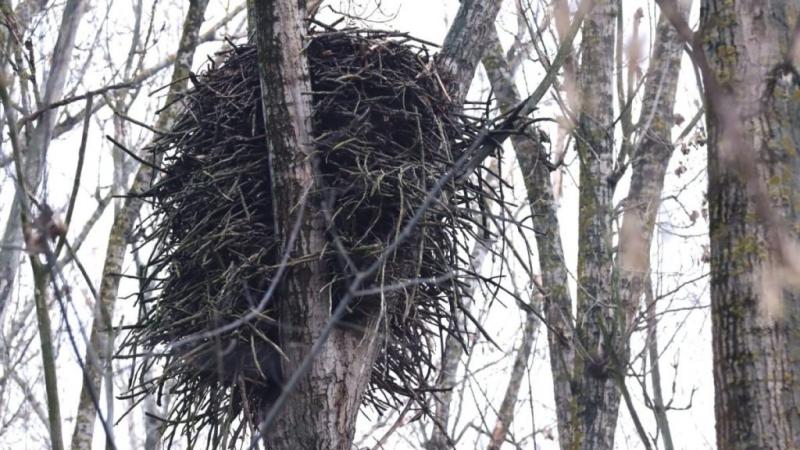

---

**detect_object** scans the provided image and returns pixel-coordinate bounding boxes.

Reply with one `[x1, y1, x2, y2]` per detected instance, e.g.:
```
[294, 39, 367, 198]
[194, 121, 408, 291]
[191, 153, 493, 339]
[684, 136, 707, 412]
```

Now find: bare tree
[656, 0, 800, 447]
[476, 1, 693, 448]
[69, 2, 212, 449]
[3, 1, 780, 449]
[0, 0, 87, 318]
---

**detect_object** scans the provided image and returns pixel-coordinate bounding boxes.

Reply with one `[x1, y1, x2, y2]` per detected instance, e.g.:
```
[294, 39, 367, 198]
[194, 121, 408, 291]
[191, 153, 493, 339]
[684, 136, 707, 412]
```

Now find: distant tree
[474, 1, 692, 448]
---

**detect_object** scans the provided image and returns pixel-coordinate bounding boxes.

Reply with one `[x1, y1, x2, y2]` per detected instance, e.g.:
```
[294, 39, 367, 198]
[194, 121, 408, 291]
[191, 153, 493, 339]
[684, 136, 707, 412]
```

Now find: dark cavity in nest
[118, 28, 505, 449]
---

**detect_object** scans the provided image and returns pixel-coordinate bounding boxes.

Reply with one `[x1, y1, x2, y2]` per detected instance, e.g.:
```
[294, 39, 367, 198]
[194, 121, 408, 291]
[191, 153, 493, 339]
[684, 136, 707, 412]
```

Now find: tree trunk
[486, 2, 689, 448]
[69, 2, 210, 449]
[251, 2, 382, 448]
[573, 1, 619, 449]
[437, 0, 504, 105]
[617, 0, 690, 329]
[482, 27, 576, 450]
[699, 0, 800, 447]
[614, 4, 690, 449]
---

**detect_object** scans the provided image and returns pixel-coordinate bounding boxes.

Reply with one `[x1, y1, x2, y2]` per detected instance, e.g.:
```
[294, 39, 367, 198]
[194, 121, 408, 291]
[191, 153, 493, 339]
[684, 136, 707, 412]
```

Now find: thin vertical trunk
[33, 262, 64, 450]
[482, 27, 576, 450]
[68, 2, 210, 449]
[487, 309, 539, 450]
[617, 0, 691, 329]
[573, 2, 618, 449]
[644, 281, 674, 450]
[614, 4, 691, 450]
[697, 0, 800, 447]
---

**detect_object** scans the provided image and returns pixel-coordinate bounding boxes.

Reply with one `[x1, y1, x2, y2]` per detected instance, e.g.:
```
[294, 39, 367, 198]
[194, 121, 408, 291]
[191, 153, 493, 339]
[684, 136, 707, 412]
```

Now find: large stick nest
[119, 28, 504, 448]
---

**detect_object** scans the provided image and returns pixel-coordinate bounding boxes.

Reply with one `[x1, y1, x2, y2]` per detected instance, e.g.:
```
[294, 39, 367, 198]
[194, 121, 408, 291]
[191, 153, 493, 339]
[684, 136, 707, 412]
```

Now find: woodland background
[0, 0, 795, 449]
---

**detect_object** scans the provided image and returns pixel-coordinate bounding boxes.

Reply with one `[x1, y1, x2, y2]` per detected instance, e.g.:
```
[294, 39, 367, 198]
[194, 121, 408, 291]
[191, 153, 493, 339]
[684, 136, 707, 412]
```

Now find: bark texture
[573, 2, 619, 448]
[68, 2, 210, 449]
[437, 0, 504, 105]
[699, 0, 800, 448]
[251, 2, 382, 449]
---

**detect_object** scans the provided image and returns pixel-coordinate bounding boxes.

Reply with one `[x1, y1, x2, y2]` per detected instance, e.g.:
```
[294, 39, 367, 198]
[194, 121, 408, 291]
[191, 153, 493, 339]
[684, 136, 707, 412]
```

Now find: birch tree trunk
[69, 2, 210, 449]
[697, 0, 800, 447]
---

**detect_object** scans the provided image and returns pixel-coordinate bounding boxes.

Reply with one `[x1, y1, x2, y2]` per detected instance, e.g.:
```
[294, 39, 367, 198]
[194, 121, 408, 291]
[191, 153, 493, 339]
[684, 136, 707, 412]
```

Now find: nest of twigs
[119, 28, 503, 448]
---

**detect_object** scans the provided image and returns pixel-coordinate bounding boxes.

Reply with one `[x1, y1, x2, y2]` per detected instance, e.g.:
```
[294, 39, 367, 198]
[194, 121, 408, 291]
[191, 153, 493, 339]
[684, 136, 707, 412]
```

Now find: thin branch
[21, 83, 132, 124]
[55, 95, 93, 257]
